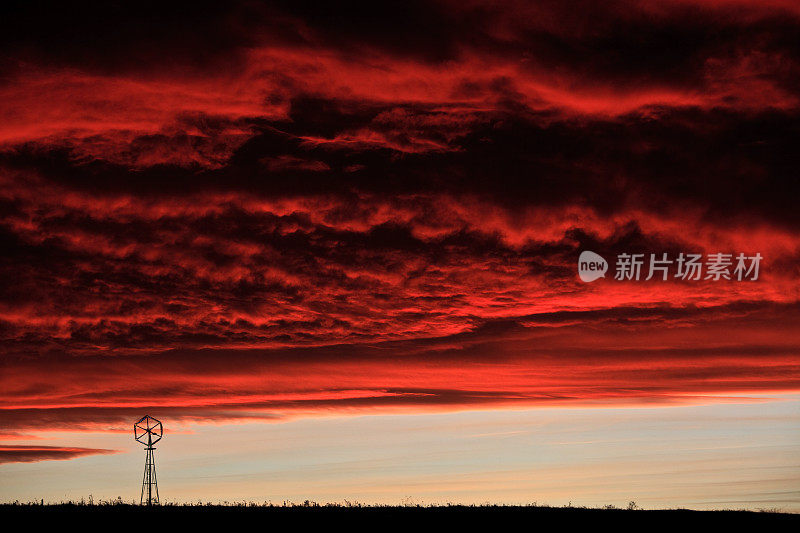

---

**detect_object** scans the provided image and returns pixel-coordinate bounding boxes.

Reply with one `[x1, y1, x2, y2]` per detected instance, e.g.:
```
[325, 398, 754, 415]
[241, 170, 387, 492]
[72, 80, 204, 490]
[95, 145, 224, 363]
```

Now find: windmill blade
[134, 415, 163, 445]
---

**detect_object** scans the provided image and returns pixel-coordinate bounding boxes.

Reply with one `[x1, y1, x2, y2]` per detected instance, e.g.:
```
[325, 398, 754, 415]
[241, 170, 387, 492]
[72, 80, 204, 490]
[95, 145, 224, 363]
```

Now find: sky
[0, 0, 799, 509]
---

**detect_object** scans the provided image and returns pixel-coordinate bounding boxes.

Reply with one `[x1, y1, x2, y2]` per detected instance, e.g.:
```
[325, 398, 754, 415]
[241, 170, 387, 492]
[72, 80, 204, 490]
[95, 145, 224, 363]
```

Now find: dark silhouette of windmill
[134, 415, 162, 505]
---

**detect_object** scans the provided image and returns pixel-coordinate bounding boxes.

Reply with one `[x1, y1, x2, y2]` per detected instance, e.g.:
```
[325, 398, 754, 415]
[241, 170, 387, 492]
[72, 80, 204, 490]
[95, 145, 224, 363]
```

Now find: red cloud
[2, 301, 798, 435]
[0, 0, 799, 449]
[0, 445, 120, 464]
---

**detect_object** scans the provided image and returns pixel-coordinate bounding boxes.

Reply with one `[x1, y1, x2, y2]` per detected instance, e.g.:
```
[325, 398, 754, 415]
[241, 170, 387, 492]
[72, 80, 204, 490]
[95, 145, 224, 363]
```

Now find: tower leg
[140, 447, 159, 505]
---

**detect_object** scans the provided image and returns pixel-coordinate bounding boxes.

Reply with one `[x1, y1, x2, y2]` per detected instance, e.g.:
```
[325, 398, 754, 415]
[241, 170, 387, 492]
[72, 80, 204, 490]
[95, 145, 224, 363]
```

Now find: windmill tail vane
[134, 415, 163, 505]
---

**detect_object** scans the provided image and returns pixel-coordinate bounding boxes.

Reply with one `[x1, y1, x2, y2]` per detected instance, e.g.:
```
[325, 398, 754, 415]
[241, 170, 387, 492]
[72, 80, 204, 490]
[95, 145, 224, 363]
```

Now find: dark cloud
[4, 1, 800, 87]
[3, 104, 798, 229]
[0, 1, 272, 73]
[0, 445, 119, 463]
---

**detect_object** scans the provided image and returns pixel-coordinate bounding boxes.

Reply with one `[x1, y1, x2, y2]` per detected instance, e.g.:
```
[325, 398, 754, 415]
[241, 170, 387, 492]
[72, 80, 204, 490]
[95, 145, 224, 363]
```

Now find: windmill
[134, 415, 162, 505]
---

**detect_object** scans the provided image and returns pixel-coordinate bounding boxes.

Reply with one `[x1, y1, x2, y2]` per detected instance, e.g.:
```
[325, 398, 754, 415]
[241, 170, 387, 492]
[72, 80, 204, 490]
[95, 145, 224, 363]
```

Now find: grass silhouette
[1, 500, 796, 527]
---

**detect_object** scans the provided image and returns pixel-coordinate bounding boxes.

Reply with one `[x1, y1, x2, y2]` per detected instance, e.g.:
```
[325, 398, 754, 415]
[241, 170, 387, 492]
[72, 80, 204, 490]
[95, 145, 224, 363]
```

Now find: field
[2, 504, 797, 528]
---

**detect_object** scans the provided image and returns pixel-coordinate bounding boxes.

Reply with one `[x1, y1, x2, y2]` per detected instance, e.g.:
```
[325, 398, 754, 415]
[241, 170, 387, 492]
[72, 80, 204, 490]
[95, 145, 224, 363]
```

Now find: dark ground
[1, 504, 797, 528]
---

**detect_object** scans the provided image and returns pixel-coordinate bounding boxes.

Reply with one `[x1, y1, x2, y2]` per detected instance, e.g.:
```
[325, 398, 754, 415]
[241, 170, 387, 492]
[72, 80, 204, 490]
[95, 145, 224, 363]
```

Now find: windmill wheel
[134, 415, 163, 445]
